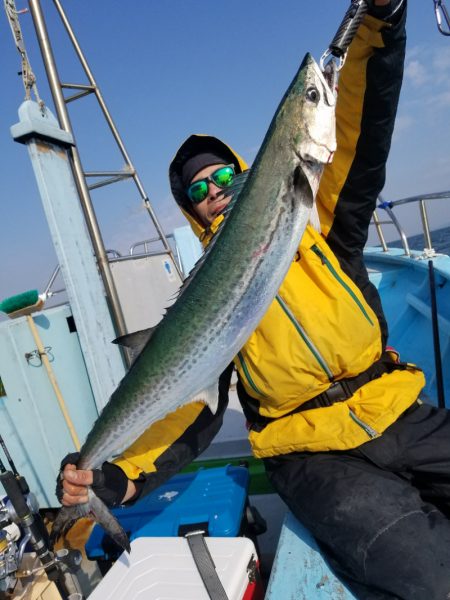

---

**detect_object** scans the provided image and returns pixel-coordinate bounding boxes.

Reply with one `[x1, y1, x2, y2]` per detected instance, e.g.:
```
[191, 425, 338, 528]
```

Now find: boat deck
[265, 511, 356, 599]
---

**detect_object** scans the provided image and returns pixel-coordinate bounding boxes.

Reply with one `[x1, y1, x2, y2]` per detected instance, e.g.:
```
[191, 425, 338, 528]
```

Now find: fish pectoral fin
[308, 202, 321, 233]
[190, 381, 219, 415]
[112, 327, 155, 362]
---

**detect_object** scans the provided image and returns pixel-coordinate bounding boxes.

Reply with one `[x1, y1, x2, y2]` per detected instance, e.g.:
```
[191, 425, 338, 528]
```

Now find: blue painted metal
[365, 247, 450, 406]
[11, 100, 125, 410]
[0, 305, 98, 507]
[265, 511, 356, 599]
[10, 102, 74, 147]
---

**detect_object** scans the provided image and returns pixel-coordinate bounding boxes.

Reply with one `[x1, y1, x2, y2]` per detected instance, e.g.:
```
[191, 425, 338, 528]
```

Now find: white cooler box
[88, 536, 262, 600]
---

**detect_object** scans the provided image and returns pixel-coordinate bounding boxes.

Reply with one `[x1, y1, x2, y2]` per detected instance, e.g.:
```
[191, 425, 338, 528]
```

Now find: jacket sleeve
[316, 2, 407, 342]
[111, 364, 233, 501]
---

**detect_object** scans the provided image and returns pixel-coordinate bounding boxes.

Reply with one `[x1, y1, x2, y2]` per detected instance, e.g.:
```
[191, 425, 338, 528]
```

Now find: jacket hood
[169, 134, 248, 244]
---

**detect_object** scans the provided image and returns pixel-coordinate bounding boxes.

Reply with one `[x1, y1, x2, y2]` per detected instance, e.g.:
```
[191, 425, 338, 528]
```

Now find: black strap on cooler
[185, 531, 230, 600]
[178, 521, 209, 537]
[251, 352, 408, 432]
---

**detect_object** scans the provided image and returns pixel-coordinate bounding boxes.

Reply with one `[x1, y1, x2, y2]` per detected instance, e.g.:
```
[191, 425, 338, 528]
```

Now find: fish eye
[306, 86, 320, 103]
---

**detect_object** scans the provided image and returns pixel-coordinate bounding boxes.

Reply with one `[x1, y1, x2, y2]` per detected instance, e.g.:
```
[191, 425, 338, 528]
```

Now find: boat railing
[371, 190, 450, 256]
[37, 239, 181, 303]
[106, 250, 122, 259]
[129, 233, 176, 257]
[128, 234, 182, 270]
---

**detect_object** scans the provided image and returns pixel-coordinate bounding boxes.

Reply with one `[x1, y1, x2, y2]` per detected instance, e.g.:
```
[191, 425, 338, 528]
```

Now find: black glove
[91, 462, 130, 507]
[55, 452, 130, 508]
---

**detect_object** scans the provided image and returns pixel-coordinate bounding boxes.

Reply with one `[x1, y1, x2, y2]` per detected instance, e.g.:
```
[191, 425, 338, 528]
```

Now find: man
[59, 1, 450, 597]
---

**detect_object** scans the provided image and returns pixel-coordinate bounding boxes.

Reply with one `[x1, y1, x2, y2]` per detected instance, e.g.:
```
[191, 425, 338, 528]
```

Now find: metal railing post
[419, 200, 433, 251]
[28, 0, 129, 351]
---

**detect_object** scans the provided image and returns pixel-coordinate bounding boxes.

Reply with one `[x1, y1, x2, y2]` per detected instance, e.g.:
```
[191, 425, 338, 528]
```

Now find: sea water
[387, 225, 450, 255]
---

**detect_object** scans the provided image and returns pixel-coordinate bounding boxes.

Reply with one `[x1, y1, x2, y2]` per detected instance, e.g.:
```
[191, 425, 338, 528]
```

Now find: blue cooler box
[85, 465, 250, 562]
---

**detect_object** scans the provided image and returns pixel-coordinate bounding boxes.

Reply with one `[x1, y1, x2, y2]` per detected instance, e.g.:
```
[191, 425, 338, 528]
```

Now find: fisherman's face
[189, 164, 233, 227]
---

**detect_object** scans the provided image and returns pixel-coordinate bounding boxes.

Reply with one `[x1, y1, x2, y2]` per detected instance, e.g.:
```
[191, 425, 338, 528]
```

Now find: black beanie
[181, 152, 229, 189]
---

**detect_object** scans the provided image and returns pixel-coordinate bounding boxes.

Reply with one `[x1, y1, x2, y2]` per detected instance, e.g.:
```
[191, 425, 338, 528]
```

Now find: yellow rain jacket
[114, 12, 424, 487]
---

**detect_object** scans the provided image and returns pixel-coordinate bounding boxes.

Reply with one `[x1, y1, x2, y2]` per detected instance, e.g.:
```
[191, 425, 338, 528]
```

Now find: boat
[0, 1, 449, 598]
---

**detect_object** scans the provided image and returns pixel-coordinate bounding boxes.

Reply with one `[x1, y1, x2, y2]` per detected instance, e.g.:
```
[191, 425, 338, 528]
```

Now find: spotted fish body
[51, 54, 336, 551]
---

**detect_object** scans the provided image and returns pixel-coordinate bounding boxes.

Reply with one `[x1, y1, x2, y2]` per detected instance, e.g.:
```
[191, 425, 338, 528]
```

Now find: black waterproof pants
[264, 403, 450, 600]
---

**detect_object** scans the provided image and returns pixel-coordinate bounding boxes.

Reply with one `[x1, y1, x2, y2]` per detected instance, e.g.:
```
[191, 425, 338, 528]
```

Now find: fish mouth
[301, 113, 337, 165]
[309, 54, 336, 109]
[297, 143, 335, 165]
[295, 143, 335, 167]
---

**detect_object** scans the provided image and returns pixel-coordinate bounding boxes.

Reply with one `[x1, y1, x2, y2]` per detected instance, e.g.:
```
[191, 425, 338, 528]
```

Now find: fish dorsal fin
[112, 327, 155, 362]
[190, 381, 219, 415]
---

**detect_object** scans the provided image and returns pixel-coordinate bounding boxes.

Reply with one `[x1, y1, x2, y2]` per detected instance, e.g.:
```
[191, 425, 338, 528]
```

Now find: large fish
[51, 54, 336, 552]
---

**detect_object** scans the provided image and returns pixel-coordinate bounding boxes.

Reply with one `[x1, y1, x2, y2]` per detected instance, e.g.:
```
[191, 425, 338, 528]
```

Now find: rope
[4, 0, 45, 110]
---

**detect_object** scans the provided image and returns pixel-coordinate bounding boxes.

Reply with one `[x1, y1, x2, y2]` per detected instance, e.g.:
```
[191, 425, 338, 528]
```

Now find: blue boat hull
[365, 247, 450, 407]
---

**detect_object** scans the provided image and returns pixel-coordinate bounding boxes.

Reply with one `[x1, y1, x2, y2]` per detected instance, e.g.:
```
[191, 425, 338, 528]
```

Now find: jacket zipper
[237, 351, 267, 397]
[276, 295, 334, 380]
[238, 283, 379, 439]
[348, 409, 379, 438]
[237, 294, 334, 397]
[311, 245, 374, 326]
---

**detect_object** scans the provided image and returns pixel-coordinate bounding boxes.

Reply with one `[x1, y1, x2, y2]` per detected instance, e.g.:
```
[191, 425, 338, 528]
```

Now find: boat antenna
[4, 0, 45, 111]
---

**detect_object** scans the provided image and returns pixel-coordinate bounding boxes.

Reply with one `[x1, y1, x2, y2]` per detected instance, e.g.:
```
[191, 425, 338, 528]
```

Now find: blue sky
[0, 0, 449, 308]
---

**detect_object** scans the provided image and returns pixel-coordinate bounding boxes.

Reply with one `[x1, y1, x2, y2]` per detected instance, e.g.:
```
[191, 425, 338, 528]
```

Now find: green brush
[0, 290, 46, 318]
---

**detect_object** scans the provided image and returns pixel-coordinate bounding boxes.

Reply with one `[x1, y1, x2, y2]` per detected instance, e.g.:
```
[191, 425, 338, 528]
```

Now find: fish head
[289, 53, 337, 192]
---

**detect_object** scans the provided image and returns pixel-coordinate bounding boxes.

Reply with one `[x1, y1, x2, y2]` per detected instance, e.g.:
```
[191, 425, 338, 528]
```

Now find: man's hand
[60, 462, 93, 505]
[56, 453, 138, 508]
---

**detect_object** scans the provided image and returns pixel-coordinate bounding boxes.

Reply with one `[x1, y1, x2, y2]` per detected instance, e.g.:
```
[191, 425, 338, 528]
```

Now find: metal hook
[434, 0, 450, 36]
[320, 48, 346, 74]
[25, 346, 53, 365]
[320, 0, 368, 75]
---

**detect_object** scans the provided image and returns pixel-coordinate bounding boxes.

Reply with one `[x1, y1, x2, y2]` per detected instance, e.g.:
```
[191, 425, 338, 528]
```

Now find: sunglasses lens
[187, 165, 235, 204]
[188, 180, 209, 204]
[212, 166, 234, 188]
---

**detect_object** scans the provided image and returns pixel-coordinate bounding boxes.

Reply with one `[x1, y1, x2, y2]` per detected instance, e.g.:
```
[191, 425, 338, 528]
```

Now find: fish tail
[50, 488, 130, 553]
[50, 503, 89, 548]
